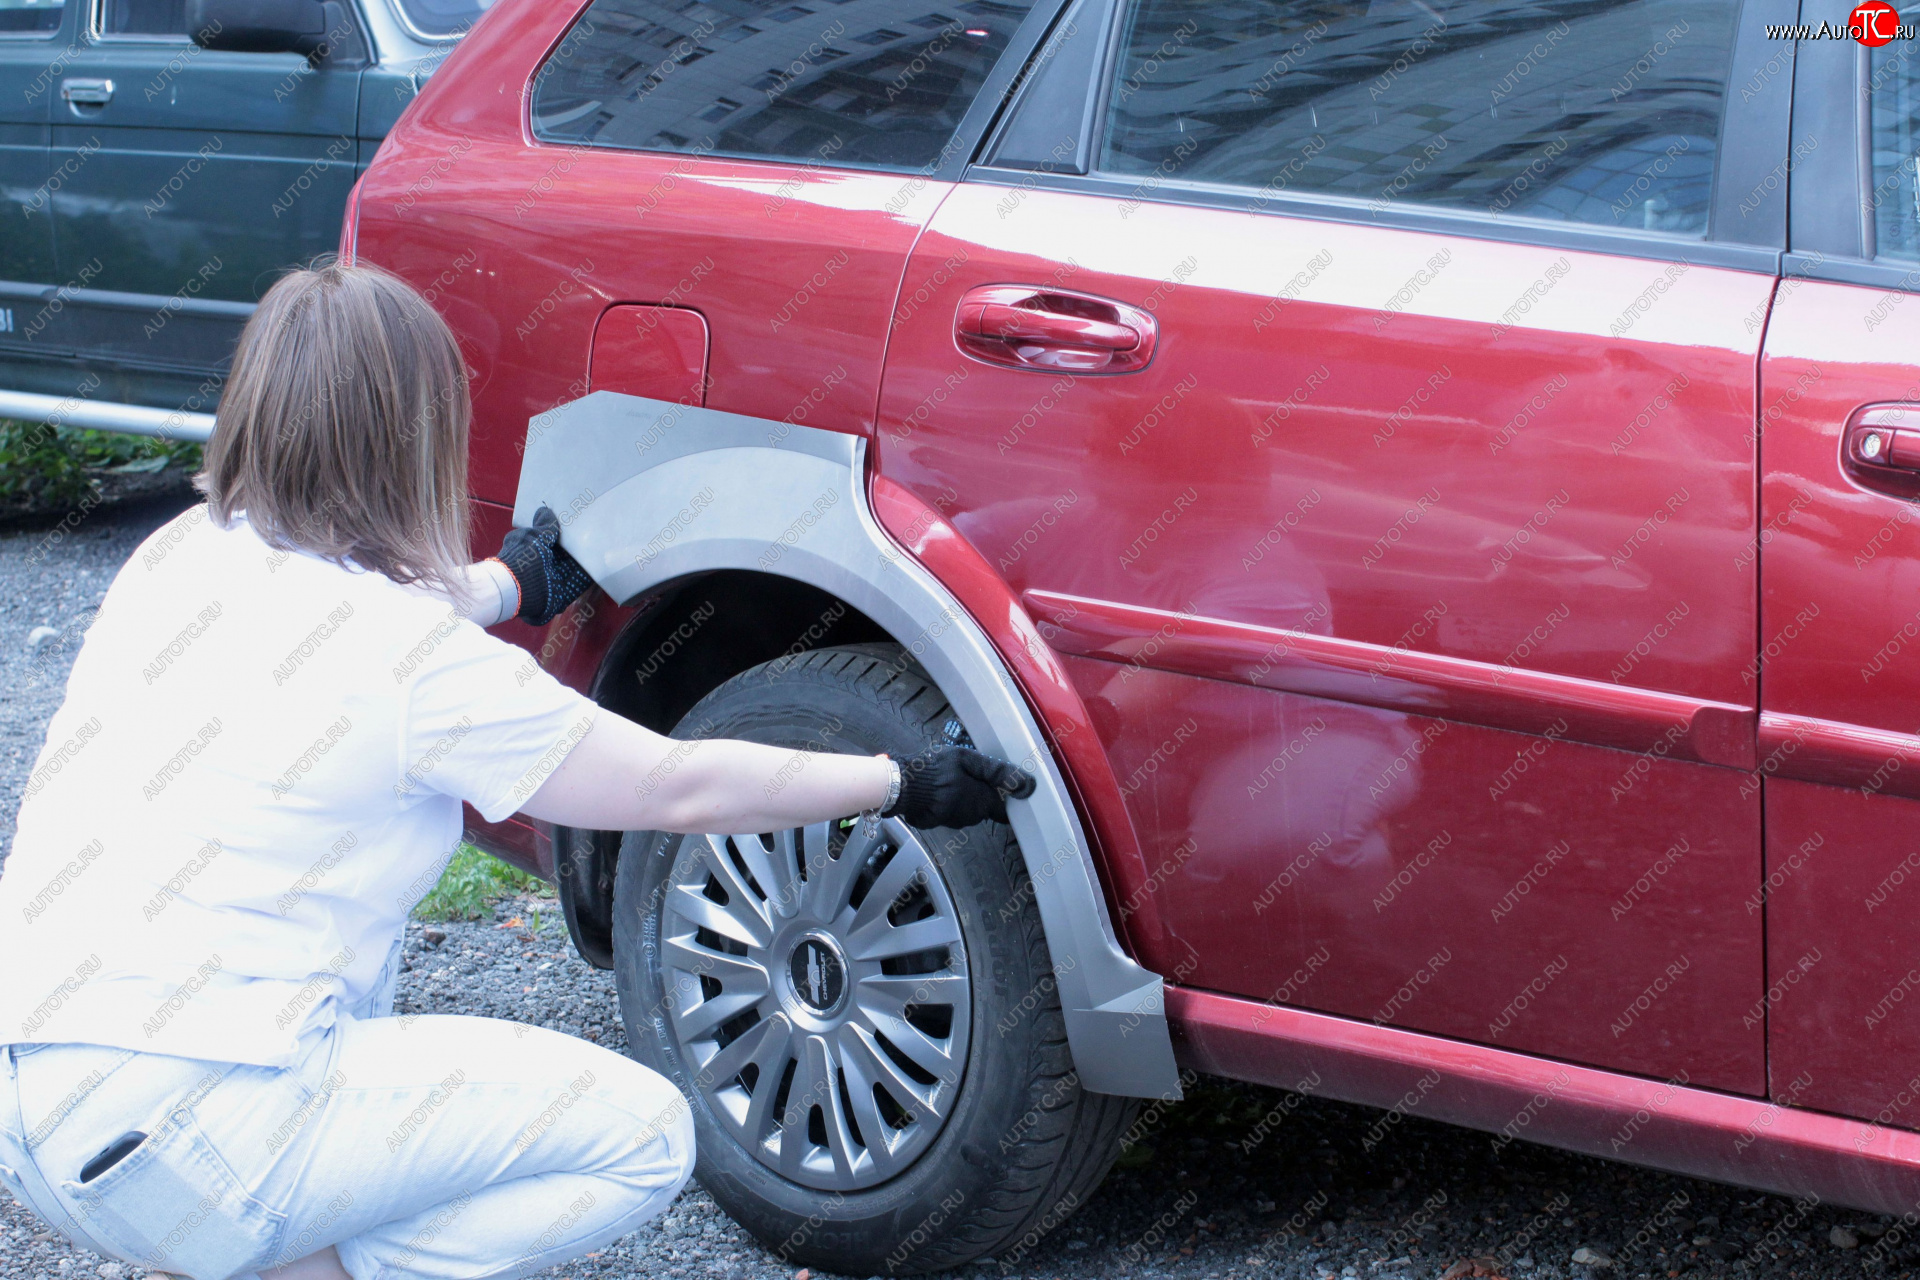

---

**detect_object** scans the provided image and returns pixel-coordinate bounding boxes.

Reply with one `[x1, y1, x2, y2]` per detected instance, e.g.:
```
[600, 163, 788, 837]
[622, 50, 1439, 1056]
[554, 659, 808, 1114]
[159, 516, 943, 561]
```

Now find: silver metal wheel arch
[516, 390, 1181, 1100]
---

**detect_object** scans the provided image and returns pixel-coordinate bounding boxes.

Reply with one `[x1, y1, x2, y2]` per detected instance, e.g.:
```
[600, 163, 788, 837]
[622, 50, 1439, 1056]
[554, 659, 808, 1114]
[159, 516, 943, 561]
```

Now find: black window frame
[519, 0, 1073, 186]
[973, 0, 1795, 274]
[1785, 0, 1920, 291]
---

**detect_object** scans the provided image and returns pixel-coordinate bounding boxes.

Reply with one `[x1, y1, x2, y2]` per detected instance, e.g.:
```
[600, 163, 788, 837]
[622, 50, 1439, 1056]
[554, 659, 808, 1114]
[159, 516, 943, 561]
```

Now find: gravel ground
[1, 495, 1910, 1280]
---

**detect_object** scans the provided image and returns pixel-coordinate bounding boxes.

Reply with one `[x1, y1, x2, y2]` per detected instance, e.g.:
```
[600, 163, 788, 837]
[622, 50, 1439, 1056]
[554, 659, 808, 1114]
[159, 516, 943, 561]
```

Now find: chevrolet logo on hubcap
[789, 937, 846, 1014]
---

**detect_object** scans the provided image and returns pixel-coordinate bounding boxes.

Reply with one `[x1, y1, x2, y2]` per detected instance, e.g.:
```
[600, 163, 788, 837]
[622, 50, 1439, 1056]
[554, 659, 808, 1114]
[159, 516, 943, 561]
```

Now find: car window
[100, 0, 184, 36]
[529, 0, 1036, 170]
[1096, 0, 1739, 238]
[1870, 9, 1920, 262]
[0, 0, 62, 36]
[392, 0, 493, 40]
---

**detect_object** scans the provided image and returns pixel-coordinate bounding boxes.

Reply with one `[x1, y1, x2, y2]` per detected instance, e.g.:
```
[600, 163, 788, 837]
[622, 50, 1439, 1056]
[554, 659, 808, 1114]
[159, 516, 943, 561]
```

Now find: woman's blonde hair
[197, 260, 474, 604]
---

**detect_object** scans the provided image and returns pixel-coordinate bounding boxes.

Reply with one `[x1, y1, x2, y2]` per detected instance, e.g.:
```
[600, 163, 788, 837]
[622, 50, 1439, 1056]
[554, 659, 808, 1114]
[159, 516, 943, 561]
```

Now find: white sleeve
[400, 560, 520, 629]
[400, 619, 597, 822]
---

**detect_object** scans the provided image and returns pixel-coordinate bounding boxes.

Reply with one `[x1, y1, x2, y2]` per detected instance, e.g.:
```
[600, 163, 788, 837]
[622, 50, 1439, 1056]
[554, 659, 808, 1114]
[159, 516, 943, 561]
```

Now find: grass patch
[0, 419, 202, 506]
[412, 842, 555, 923]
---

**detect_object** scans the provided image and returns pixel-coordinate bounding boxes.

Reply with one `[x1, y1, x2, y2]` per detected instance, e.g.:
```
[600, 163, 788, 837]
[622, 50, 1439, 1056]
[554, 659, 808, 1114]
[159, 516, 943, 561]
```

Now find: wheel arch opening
[556, 569, 895, 969]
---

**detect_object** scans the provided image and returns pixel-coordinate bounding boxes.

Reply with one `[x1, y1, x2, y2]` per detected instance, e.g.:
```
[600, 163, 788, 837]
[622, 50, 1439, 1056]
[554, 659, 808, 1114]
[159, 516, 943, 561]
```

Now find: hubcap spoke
[802, 819, 876, 921]
[694, 834, 773, 932]
[846, 912, 961, 963]
[691, 1011, 782, 1094]
[854, 971, 968, 1018]
[813, 1036, 863, 1181]
[855, 1006, 961, 1087]
[846, 840, 929, 936]
[733, 831, 799, 922]
[661, 816, 970, 1192]
[779, 1036, 831, 1178]
[833, 1024, 902, 1179]
[839, 1019, 939, 1124]
[765, 827, 807, 919]
[663, 937, 769, 990]
[668, 882, 770, 950]
[735, 1015, 797, 1151]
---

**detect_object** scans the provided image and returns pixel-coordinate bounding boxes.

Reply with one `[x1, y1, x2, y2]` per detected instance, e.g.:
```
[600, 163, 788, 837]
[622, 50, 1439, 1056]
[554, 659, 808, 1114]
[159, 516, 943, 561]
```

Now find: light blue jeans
[0, 998, 695, 1279]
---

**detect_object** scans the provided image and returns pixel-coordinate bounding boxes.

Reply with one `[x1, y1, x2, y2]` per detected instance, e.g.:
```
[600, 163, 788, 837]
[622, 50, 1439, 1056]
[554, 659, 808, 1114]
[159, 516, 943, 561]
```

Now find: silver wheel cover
[662, 816, 972, 1190]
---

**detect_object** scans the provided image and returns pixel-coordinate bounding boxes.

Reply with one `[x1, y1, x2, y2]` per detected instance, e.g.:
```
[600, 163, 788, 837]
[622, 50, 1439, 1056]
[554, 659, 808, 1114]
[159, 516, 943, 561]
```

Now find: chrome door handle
[60, 78, 113, 105]
[953, 285, 1158, 373]
[1849, 405, 1920, 470]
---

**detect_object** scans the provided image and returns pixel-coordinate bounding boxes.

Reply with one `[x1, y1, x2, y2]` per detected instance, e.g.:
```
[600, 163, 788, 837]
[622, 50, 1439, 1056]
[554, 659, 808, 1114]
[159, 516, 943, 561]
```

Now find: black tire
[611, 644, 1138, 1275]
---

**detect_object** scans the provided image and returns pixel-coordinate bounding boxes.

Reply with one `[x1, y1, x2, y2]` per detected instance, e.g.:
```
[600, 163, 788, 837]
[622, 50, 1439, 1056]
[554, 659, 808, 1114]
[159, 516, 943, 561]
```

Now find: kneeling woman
[0, 263, 1029, 1280]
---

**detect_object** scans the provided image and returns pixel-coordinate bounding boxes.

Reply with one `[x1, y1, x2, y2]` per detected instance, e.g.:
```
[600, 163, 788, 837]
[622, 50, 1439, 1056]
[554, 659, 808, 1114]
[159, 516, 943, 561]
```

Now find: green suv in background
[0, 0, 483, 435]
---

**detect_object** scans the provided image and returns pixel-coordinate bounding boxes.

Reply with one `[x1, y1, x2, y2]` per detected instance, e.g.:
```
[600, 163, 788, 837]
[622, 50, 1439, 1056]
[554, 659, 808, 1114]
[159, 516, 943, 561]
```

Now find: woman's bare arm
[520, 705, 893, 834]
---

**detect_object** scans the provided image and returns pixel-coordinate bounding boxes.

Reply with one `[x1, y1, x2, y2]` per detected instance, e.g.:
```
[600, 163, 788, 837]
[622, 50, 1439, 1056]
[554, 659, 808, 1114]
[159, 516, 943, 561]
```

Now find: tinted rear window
[1098, 0, 1738, 238]
[530, 0, 1035, 170]
[1869, 7, 1920, 261]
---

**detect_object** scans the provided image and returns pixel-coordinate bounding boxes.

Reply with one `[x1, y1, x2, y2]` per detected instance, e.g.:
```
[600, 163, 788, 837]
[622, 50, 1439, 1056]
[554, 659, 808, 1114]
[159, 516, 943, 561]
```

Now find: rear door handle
[1848, 405, 1920, 469]
[60, 78, 113, 105]
[954, 285, 1157, 373]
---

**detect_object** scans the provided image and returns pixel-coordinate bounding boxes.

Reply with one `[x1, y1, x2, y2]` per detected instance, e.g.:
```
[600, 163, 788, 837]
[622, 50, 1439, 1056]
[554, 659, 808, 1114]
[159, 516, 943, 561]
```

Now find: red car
[347, 0, 1920, 1271]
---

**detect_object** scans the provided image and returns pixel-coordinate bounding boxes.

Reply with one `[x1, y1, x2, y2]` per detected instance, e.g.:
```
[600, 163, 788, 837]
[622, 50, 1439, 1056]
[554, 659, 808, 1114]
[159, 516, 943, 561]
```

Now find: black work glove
[494, 505, 595, 627]
[882, 746, 1037, 829]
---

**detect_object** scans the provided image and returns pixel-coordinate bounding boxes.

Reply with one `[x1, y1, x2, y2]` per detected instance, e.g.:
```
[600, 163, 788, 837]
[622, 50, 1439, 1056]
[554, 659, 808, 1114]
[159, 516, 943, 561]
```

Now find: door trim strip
[1758, 712, 1920, 801]
[1024, 589, 1757, 769]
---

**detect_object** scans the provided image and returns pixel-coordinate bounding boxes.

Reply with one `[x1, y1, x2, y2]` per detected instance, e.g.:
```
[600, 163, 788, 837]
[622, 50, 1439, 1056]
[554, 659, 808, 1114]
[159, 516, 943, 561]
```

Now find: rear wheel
[612, 644, 1137, 1274]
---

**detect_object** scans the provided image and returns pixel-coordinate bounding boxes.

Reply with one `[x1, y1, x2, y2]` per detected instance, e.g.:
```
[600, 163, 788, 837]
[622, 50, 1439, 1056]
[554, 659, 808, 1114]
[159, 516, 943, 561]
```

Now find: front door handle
[60, 78, 113, 106]
[1849, 405, 1920, 469]
[954, 285, 1157, 373]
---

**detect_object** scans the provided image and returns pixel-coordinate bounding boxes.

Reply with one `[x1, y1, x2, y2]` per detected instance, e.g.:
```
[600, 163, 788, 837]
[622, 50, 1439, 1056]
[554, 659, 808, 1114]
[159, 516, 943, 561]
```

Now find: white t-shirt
[0, 506, 597, 1066]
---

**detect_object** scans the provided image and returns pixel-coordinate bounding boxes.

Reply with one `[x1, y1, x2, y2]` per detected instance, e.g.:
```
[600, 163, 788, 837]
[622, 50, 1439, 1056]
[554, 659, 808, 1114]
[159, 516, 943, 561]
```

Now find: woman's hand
[491, 505, 596, 626]
[883, 746, 1036, 828]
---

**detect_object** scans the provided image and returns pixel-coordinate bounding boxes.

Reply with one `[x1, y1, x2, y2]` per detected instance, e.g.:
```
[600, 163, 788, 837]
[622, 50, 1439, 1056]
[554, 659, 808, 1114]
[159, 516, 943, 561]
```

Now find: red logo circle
[1853, 0, 1900, 46]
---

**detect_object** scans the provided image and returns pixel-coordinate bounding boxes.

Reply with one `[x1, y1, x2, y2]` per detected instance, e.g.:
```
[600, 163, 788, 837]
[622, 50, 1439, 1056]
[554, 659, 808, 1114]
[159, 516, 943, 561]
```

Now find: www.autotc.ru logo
[1772, 2, 1918, 43]
[1849, 1, 1911, 45]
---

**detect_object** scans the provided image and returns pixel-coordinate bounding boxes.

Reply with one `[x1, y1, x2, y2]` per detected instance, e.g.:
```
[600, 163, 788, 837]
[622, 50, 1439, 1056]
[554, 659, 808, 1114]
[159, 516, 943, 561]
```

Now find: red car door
[1752, 6, 1920, 1132]
[878, 0, 1790, 1093]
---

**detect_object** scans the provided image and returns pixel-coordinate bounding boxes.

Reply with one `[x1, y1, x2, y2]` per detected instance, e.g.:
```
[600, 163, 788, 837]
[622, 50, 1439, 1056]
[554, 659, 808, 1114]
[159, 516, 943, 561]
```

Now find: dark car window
[1870, 9, 1920, 262]
[529, 0, 1035, 170]
[0, 0, 63, 36]
[393, 0, 494, 40]
[101, 0, 185, 36]
[1097, 0, 1738, 238]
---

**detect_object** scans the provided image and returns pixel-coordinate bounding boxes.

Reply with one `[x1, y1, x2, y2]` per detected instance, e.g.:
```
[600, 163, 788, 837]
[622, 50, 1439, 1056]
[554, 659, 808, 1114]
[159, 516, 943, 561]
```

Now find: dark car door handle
[1848, 405, 1920, 469]
[954, 285, 1157, 373]
[60, 78, 114, 105]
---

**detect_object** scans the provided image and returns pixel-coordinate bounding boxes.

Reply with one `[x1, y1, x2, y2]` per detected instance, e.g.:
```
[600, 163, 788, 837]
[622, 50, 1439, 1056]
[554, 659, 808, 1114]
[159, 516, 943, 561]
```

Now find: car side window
[100, 0, 185, 36]
[0, 0, 63, 36]
[1096, 0, 1739, 238]
[1870, 11, 1920, 261]
[529, 0, 1036, 170]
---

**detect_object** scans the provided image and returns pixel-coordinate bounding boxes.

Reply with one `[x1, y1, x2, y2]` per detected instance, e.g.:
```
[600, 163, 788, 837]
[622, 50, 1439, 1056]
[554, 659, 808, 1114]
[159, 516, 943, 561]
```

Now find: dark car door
[0, 0, 67, 365]
[877, 0, 1791, 1093]
[40, 0, 364, 406]
[1751, 0, 1920, 1132]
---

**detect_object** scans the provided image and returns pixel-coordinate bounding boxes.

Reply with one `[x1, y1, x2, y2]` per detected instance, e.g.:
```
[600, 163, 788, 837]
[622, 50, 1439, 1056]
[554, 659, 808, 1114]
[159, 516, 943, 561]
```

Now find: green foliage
[0, 419, 202, 505]
[411, 842, 555, 922]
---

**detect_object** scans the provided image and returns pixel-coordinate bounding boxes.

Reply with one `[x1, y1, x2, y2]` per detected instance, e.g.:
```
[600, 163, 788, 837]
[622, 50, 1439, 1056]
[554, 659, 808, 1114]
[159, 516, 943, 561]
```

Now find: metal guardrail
[0, 390, 215, 443]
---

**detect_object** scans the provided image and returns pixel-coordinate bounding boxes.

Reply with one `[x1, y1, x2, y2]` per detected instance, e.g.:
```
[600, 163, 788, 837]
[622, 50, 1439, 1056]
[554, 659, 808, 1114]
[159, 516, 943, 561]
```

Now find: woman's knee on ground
[586, 1057, 697, 1196]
